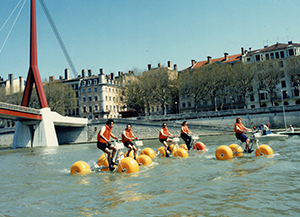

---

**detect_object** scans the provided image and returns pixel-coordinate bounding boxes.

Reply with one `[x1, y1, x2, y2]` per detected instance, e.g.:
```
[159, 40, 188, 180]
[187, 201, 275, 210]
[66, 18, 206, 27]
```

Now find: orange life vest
[234, 123, 244, 133]
[122, 128, 133, 143]
[159, 127, 170, 139]
[181, 125, 190, 134]
[97, 125, 112, 143]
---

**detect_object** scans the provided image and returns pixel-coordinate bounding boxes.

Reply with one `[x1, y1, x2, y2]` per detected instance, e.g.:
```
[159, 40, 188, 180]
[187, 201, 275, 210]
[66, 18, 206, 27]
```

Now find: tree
[286, 56, 300, 88]
[229, 62, 255, 108]
[29, 81, 77, 115]
[257, 61, 283, 106]
[123, 79, 145, 114]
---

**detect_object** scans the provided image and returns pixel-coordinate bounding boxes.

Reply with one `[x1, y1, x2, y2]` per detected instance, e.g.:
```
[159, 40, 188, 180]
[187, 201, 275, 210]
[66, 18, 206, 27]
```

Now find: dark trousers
[181, 133, 192, 149]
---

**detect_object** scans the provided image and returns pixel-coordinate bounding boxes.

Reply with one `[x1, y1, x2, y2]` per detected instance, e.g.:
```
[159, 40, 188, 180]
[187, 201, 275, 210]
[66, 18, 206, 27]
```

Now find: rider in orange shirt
[180, 121, 193, 150]
[97, 119, 119, 171]
[122, 124, 139, 160]
[159, 123, 175, 157]
[234, 117, 253, 153]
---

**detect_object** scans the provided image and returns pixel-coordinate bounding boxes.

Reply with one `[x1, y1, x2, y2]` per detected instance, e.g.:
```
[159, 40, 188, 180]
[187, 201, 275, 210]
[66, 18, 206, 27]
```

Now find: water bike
[156, 137, 189, 158]
[177, 135, 207, 152]
[215, 132, 274, 160]
[70, 141, 155, 175]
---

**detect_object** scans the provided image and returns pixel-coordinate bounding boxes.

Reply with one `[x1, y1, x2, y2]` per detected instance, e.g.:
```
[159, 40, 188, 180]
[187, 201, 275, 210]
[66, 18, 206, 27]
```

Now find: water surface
[0, 135, 299, 216]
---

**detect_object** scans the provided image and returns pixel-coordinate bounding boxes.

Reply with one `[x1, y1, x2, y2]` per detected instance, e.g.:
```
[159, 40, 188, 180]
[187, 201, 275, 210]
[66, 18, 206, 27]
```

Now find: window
[106, 105, 108, 111]
[260, 93, 267, 100]
[289, 49, 294, 56]
[112, 88, 114, 92]
[247, 58, 251, 62]
[109, 88, 111, 92]
[265, 54, 269, 60]
[281, 80, 286, 88]
[105, 96, 108, 100]
[94, 95, 98, 101]
[82, 88, 86, 93]
[82, 97, 86, 102]
[250, 94, 254, 102]
[95, 105, 98, 111]
[294, 89, 299, 97]
[188, 102, 191, 107]
[113, 97, 115, 102]
[94, 79, 98, 85]
[88, 87, 91, 93]
[255, 55, 260, 61]
[88, 80, 92, 85]
[109, 96, 111, 101]
[182, 102, 186, 108]
[88, 96, 92, 102]
[275, 52, 279, 59]
[270, 53, 274, 59]
[81, 81, 85, 86]
[280, 51, 285, 58]
[89, 106, 92, 112]
[94, 87, 97, 92]
[83, 106, 86, 113]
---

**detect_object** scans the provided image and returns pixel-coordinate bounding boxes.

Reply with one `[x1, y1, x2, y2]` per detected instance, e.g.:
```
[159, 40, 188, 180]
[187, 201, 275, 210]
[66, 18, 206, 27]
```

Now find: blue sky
[1, 0, 300, 81]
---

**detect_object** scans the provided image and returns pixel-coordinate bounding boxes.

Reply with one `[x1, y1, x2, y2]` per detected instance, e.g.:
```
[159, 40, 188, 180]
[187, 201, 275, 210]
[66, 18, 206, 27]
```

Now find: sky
[1, 0, 300, 81]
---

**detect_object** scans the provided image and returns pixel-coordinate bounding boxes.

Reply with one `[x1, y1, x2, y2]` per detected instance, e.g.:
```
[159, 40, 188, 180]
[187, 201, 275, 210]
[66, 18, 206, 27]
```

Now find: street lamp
[280, 89, 287, 130]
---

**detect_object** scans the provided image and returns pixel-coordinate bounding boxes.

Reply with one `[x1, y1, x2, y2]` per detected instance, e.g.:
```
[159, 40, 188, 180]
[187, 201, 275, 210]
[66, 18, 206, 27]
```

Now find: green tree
[257, 61, 283, 106]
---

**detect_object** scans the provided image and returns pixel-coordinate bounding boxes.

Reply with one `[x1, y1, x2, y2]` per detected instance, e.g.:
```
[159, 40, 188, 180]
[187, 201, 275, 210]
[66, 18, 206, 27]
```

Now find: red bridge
[0, 102, 42, 121]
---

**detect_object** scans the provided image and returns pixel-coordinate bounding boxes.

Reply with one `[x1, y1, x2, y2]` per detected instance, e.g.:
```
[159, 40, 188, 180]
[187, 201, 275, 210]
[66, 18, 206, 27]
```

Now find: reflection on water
[0, 135, 299, 216]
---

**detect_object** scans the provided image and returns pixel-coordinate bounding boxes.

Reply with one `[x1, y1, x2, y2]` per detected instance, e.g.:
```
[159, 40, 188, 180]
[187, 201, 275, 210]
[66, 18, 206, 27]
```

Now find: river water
[0, 135, 299, 217]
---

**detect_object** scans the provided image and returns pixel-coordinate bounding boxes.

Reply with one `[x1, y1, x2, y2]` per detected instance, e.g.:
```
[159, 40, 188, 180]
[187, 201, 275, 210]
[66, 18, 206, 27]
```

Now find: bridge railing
[0, 102, 41, 115]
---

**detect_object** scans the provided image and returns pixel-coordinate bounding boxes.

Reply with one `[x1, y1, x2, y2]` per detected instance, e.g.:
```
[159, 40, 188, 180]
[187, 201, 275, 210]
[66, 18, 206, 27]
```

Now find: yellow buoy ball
[140, 148, 156, 159]
[215, 145, 233, 160]
[124, 150, 134, 158]
[97, 154, 116, 171]
[255, 145, 273, 156]
[118, 157, 139, 174]
[156, 146, 167, 157]
[70, 161, 91, 175]
[179, 144, 188, 151]
[168, 144, 178, 154]
[193, 142, 207, 151]
[229, 144, 243, 157]
[136, 155, 152, 166]
[174, 148, 189, 158]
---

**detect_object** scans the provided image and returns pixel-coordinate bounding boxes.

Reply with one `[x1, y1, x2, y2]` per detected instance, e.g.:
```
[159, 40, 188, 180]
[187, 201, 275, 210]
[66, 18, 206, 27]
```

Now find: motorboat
[252, 131, 288, 142]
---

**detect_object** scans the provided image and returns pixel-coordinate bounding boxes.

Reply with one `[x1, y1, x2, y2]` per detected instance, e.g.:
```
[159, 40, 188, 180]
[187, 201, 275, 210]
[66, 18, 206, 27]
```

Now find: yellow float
[118, 157, 139, 174]
[123, 150, 134, 158]
[215, 145, 233, 160]
[228, 144, 243, 157]
[255, 145, 273, 156]
[70, 161, 91, 175]
[136, 155, 152, 166]
[179, 144, 188, 151]
[140, 147, 156, 159]
[168, 144, 178, 154]
[174, 148, 189, 158]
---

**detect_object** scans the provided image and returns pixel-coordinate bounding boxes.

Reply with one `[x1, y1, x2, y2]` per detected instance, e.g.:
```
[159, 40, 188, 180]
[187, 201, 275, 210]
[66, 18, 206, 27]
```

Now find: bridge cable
[0, 0, 24, 33]
[0, 0, 27, 54]
[39, 0, 78, 78]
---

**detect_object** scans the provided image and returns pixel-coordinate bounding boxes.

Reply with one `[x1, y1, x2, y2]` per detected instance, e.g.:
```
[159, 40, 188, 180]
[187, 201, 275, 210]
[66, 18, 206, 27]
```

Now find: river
[0, 135, 299, 216]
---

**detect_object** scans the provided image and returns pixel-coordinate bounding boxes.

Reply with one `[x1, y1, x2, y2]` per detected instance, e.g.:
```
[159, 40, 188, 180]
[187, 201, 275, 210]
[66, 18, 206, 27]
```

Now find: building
[179, 53, 242, 113]
[242, 41, 300, 108]
[0, 74, 25, 95]
[142, 61, 178, 115]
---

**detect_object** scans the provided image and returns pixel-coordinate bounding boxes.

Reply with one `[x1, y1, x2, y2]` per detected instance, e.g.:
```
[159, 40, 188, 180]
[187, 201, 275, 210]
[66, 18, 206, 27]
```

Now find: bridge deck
[0, 102, 42, 120]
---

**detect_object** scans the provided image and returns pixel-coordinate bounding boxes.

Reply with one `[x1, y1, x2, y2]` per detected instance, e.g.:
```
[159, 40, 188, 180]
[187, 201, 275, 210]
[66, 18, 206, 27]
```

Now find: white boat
[252, 132, 288, 142]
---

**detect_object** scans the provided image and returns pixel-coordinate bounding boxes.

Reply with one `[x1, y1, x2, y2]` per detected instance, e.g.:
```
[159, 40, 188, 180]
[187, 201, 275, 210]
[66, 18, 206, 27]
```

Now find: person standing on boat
[234, 117, 253, 153]
[180, 121, 193, 150]
[97, 119, 119, 171]
[289, 125, 294, 133]
[159, 123, 175, 157]
[122, 124, 139, 160]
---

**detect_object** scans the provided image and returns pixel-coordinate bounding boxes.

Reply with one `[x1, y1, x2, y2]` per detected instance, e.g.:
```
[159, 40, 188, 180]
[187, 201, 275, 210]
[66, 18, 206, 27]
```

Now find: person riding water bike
[122, 124, 139, 160]
[180, 121, 193, 150]
[234, 117, 253, 153]
[159, 123, 175, 157]
[97, 119, 120, 171]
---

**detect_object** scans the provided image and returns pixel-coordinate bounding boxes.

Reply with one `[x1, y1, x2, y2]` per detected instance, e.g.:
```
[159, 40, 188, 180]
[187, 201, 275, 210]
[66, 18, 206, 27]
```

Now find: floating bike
[177, 135, 207, 152]
[215, 132, 274, 160]
[70, 141, 155, 175]
[156, 137, 189, 158]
